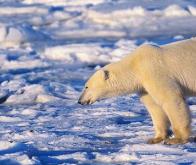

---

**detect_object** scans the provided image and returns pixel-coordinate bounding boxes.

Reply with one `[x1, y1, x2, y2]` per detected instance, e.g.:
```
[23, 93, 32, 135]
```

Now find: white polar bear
[78, 38, 196, 145]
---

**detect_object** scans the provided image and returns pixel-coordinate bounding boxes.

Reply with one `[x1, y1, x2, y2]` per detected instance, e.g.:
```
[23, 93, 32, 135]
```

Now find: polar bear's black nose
[78, 100, 82, 105]
[78, 98, 91, 105]
[78, 100, 90, 105]
[78, 98, 83, 105]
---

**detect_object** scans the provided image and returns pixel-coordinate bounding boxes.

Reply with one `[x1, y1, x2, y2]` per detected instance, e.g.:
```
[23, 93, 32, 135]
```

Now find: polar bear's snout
[78, 90, 94, 105]
[78, 96, 90, 105]
[78, 98, 90, 105]
[78, 93, 86, 105]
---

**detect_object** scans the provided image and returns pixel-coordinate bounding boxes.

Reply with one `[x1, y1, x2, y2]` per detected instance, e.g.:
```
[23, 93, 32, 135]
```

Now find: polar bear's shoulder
[124, 44, 163, 68]
[138, 44, 161, 51]
[134, 44, 162, 59]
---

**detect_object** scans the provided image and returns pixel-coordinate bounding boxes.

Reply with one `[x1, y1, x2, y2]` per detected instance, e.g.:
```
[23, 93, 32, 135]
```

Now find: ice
[95, 152, 138, 163]
[22, 0, 105, 6]
[0, 152, 40, 165]
[0, 79, 26, 92]
[2, 59, 44, 70]
[5, 84, 52, 104]
[188, 5, 196, 16]
[0, 141, 16, 150]
[86, 6, 147, 27]
[0, 24, 50, 48]
[0, 24, 6, 42]
[43, 40, 138, 64]
[163, 5, 190, 17]
[0, 6, 47, 15]
[21, 108, 38, 116]
[43, 44, 112, 64]
[0, 0, 195, 164]
[52, 152, 86, 162]
[173, 35, 184, 40]
[36, 94, 58, 103]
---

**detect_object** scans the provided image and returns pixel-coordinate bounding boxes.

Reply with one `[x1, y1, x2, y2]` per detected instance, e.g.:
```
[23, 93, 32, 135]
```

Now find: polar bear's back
[162, 38, 196, 95]
[162, 38, 196, 54]
[128, 38, 196, 95]
[162, 38, 196, 71]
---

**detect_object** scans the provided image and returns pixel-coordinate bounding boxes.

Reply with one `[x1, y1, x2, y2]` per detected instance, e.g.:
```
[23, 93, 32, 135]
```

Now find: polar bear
[78, 38, 196, 145]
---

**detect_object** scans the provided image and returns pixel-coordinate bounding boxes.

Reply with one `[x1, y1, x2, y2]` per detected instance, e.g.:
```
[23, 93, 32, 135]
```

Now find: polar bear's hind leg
[144, 78, 191, 144]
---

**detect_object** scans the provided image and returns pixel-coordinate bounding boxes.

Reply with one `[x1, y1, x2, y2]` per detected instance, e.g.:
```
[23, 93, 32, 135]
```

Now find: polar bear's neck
[106, 60, 141, 96]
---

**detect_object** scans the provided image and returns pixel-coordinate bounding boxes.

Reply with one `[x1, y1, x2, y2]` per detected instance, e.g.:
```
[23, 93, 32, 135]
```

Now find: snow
[0, 6, 47, 15]
[0, 24, 50, 48]
[188, 6, 196, 16]
[43, 44, 112, 63]
[163, 5, 190, 17]
[22, 0, 105, 6]
[0, 0, 195, 164]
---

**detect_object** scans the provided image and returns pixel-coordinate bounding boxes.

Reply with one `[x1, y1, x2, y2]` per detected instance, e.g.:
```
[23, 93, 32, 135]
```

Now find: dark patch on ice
[7, 54, 19, 61]
[0, 159, 20, 165]
[49, 6, 64, 12]
[0, 141, 122, 164]
[39, 157, 78, 165]
[114, 116, 145, 125]
[0, 94, 9, 104]
[185, 147, 196, 152]
[8, 67, 49, 75]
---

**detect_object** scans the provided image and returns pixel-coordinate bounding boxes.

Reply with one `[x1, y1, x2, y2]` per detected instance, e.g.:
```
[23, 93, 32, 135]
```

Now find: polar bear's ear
[103, 70, 109, 80]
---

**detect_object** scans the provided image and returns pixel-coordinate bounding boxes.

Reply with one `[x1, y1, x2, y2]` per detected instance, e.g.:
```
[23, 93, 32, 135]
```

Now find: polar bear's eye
[85, 86, 88, 89]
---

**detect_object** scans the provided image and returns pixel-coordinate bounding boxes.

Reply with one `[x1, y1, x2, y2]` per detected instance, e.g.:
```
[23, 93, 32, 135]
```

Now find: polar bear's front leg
[140, 93, 170, 144]
[161, 95, 191, 145]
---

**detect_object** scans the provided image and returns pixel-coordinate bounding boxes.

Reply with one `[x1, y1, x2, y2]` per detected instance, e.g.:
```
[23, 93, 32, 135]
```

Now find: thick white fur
[80, 38, 196, 144]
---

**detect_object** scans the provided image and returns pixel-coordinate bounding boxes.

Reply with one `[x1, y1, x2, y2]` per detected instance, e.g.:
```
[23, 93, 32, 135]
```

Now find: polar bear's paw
[147, 137, 165, 144]
[163, 138, 188, 145]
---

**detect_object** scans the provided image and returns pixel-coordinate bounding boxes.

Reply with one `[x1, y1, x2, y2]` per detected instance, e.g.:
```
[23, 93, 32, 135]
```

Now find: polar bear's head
[78, 69, 114, 105]
[78, 61, 139, 105]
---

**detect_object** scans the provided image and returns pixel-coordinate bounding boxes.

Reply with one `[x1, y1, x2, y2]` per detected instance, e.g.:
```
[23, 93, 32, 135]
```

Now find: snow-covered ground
[0, 0, 196, 164]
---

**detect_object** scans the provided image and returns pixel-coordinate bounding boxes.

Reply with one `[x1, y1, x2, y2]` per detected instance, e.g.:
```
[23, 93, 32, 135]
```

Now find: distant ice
[0, 24, 50, 48]
[188, 6, 196, 16]
[6, 84, 56, 104]
[163, 5, 190, 17]
[22, 0, 105, 6]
